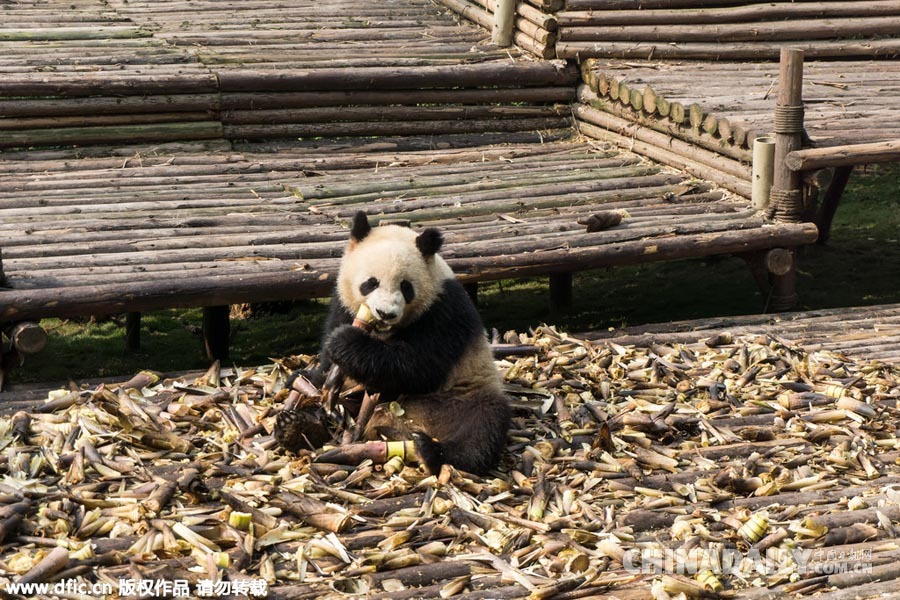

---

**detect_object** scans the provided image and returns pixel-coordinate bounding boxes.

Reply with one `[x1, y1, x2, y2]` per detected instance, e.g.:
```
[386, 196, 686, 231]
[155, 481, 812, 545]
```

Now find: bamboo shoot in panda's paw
[323, 303, 378, 395]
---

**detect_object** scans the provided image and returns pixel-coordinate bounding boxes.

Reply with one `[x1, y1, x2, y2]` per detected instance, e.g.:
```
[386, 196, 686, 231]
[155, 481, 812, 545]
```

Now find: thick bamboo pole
[220, 87, 575, 110]
[751, 136, 775, 211]
[4, 322, 48, 355]
[492, 0, 516, 46]
[559, 17, 900, 43]
[564, 0, 867, 9]
[437, 0, 492, 29]
[815, 166, 853, 245]
[0, 270, 337, 322]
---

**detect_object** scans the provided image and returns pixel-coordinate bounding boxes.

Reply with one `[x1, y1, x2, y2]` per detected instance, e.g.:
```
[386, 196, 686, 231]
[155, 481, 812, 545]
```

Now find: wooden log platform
[0, 137, 816, 324]
[579, 59, 900, 160]
[0, 302, 898, 599]
[556, 1, 900, 60]
[0, 0, 577, 149]
[557, 3, 900, 183]
[583, 302, 900, 364]
[433, 0, 561, 59]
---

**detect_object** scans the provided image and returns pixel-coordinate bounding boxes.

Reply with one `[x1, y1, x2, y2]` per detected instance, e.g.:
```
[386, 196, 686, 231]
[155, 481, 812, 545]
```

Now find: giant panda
[315, 211, 511, 475]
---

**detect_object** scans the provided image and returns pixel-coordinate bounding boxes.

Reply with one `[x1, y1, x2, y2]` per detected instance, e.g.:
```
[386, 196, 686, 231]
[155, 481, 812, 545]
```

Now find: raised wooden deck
[580, 59, 900, 162]
[0, 303, 897, 599]
[0, 138, 817, 323]
[0, 0, 577, 148]
[440, 1, 900, 184]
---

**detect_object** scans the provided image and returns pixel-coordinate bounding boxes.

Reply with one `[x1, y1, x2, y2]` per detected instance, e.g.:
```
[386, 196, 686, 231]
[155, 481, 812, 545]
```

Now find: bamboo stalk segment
[752, 136, 776, 210]
[492, 0, 516, 46]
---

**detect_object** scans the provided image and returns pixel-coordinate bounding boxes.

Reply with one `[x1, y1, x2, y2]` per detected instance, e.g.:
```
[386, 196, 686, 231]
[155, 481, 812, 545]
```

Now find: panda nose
[375, 308, 397, 321]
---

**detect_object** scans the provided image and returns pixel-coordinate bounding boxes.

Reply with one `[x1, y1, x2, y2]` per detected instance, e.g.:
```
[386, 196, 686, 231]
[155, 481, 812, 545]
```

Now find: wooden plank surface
[580, 59, 900, 153]
[557, 0, 900, 60]
[0, 138, 817, 321]
[0, 0, 574, 149]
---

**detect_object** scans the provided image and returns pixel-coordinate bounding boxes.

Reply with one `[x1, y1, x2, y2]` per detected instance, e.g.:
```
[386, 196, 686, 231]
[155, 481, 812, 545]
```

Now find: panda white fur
[318, 211, 511, 475]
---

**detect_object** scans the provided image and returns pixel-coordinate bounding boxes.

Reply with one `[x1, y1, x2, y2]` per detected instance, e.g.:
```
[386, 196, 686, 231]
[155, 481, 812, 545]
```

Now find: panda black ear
[350, 211, 371, 243]
[416, 228, 443, 257]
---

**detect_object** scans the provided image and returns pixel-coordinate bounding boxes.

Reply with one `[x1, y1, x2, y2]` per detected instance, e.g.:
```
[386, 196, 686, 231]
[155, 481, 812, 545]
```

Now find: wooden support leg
[125, 312, 141, 353]
[202, 306, 230, 361]
[767, 248, 798, 312]
[5, 322, 48, 355]
[739, 249, 798, 312]
[815, 165, 853, 245]
[464, 282, 479, 306]
[0, 322, 48, 391]
[549, 273, 573, 314]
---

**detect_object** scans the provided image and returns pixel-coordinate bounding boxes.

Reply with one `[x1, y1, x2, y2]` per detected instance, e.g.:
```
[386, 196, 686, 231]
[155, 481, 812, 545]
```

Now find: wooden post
[125, 312, 141, 353]
[769, 249, 797, 312]
[549, 273, 573, 314]
[765, 248, 794, 277]
[770, 48, 805, 223]
[202, 306, 230, 361]
[739, 248, 797, 312]
[5, 322, 48, 355]
[815, 166, 853, 245]
[492, 0, 516, 47]
[0, 321, 47, 392]
[767, 48, 804, 311]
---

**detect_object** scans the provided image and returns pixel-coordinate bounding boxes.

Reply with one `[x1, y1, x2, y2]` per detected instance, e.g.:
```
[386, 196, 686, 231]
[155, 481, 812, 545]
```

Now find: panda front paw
[324, 324, 371, 370]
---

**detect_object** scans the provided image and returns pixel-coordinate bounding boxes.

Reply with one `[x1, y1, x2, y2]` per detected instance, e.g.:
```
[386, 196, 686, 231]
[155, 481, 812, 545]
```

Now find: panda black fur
[318, 211, 511, 475]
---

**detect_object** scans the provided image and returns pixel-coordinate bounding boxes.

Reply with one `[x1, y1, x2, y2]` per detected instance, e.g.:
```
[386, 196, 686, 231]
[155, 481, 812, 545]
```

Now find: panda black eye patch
[401, 280, 415, 303]
[359, 277, 379, 296]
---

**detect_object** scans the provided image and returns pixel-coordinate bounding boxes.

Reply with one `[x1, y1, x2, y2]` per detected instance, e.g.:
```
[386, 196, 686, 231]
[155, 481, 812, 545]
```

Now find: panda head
[337, 212, 453, 328]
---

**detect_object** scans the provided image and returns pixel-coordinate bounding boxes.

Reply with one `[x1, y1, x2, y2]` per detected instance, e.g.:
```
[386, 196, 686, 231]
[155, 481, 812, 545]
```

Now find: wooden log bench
[0, 137, 817, 377]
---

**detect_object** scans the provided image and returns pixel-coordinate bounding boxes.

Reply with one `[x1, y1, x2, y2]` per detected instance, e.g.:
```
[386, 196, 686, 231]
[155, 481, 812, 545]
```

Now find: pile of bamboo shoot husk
[0, 326, 898, 599]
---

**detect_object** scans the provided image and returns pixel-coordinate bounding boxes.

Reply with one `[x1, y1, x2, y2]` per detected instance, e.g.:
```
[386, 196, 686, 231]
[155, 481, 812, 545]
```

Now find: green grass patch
[10, 164, 900, 385]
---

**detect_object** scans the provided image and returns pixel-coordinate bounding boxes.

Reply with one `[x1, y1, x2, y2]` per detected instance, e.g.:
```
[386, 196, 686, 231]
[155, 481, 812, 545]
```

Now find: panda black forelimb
[317, 291, 354, 373]
[325, 325, 455, 395]
[325, 279, 483, 395]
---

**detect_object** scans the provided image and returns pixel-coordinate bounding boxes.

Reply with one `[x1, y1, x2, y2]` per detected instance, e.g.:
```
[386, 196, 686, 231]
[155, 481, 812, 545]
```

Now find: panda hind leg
[404, 391, 511, 476]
